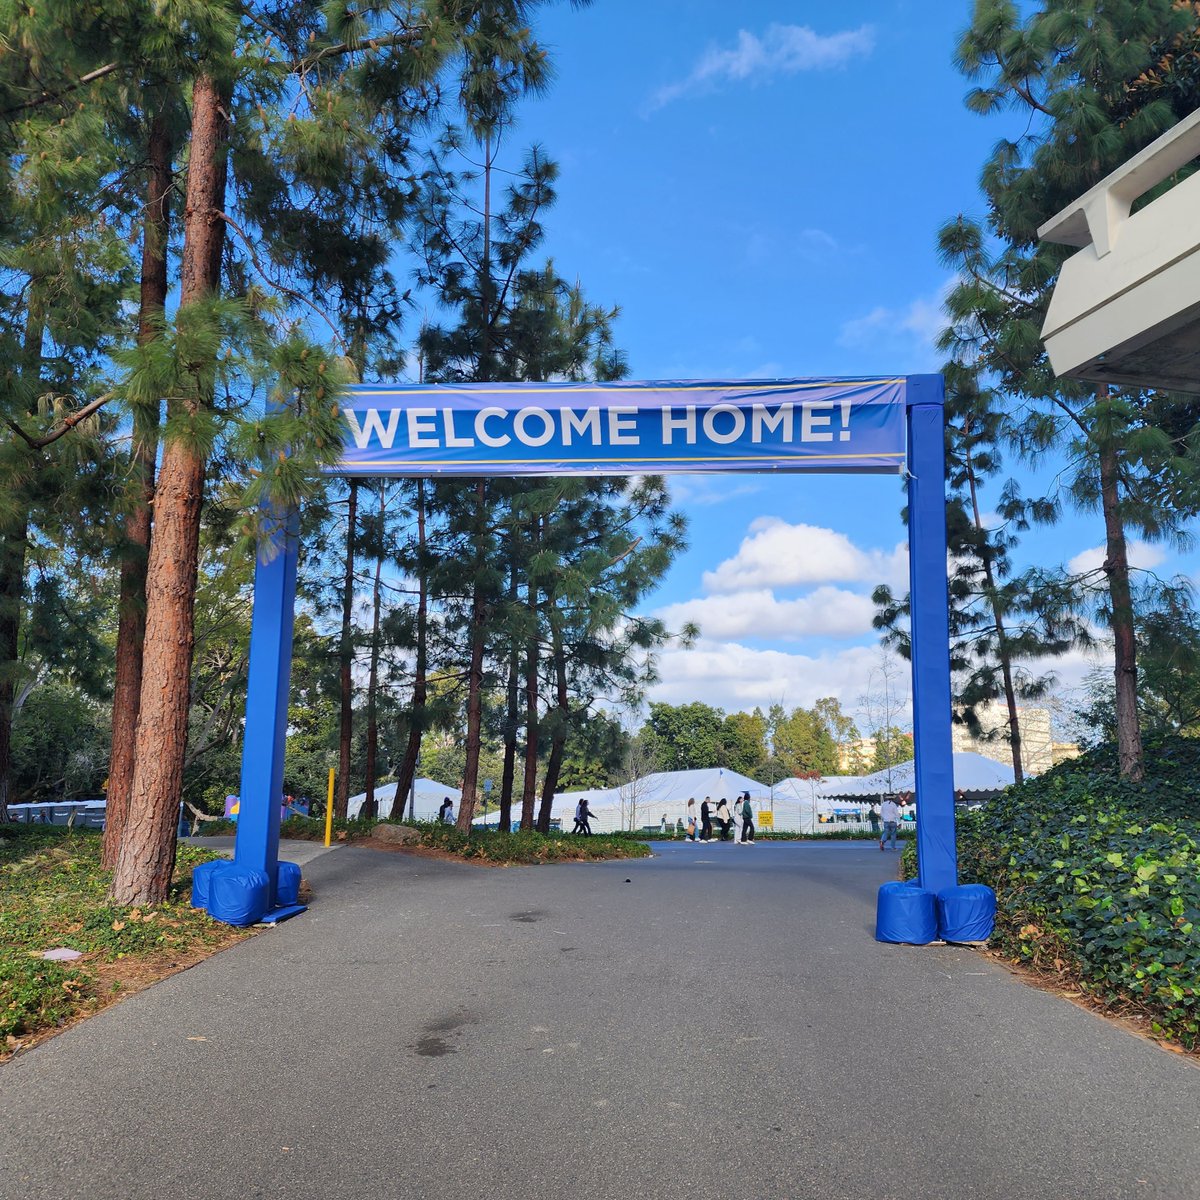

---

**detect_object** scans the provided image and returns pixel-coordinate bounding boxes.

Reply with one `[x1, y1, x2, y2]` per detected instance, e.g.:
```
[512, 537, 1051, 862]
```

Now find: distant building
[1051, 742, 1082, 766]
[836, 734, 912, 775]
[951, 701, 1063, 776]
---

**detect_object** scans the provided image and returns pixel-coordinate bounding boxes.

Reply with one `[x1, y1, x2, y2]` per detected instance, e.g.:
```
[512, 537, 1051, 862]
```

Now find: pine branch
[1, 61, 123, 116]
[216, 210, 345, 345]
[5, 392, 117, 450]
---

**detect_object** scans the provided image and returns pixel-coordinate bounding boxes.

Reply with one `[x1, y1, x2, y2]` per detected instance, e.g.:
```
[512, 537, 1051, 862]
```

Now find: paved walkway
[2, 841, 1198, 1200]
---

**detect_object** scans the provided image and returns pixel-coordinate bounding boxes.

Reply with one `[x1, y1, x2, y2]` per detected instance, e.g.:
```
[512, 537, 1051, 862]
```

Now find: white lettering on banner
[476, 407, 509, 447]
[752, 403, 793, 444]
[344, 407, 403, 450]
[608, 406, 638, 445]
[662, 406, 697, 445]
[563, 407, 601, 446]
[515, 407, 555, 447]
[801, 402, 834, 442]
[442, 408, 473, 448]
[344, 396, 868, 455]
[407, 408, 439, 449]
[702, 404, 745, 445]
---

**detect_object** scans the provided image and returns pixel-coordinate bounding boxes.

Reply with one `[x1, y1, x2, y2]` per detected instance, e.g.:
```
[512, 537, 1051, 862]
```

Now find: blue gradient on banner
[336, 377, 908, 476]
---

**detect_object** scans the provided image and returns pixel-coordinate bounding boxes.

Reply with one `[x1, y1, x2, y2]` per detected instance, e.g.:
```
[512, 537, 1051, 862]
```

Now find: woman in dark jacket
[699, 797, 714, 842]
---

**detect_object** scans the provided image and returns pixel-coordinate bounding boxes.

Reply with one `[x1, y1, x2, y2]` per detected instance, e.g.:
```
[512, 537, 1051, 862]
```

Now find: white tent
[347, 777, 461, 821]
[765, 777, 853, 832]
[819, 751, 1016, 800]
[568, 767, 770, 834]
[471, 767, 771, 834]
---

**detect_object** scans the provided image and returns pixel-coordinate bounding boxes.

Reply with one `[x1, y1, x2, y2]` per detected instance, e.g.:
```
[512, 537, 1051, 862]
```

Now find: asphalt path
[2, 839, 1199, 1200]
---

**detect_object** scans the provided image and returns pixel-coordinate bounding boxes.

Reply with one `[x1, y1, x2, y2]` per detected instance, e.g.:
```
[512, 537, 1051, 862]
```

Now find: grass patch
[406, 822, 652, 864]
[0, 825, 248, 1055]
[219, 813, 653, 864]
[903, 735, 1200, 1052]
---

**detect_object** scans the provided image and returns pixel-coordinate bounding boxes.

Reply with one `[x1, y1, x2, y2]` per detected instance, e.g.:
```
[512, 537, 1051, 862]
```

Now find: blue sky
[422, 2, 1194, 724]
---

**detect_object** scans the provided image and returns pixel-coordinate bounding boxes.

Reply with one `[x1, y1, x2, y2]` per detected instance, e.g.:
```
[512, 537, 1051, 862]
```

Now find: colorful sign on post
[337, 378, 907, 477]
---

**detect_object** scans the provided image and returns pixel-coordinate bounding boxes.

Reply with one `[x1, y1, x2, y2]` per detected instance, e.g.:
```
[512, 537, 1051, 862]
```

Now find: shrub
[933, 736, 1200, 1050]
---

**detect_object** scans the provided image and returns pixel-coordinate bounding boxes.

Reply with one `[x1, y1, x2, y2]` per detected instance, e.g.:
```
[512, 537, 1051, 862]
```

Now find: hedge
[904, 736, 1200, 1050]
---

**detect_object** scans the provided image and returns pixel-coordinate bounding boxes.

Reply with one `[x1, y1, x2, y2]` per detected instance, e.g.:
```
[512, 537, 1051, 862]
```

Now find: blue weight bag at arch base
[876, 880, 997, 945]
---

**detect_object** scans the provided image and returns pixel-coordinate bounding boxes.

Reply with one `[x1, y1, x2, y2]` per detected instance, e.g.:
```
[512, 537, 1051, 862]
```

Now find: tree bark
[110, 73, 231, 906]
[0, 519, 29, 822]
[362, 488, 385, 820]
[104, 112, 172, 866]
[0, 311, 45, 822]
[965, 443, 1024, 784]
[520, 528, 540, 831]
[395, 481, 427, 822]
[455, 480, 487, 831]
[1099, 433, 1144, 781]
[536, 601, 568, 833]
[336, 478, 359, 819]
[499, 556, 518, 832]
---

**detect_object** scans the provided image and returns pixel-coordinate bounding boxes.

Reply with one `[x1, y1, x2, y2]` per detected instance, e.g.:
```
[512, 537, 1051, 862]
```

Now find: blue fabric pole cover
[875, 881, 938, 944]
[207, 863, 271, 926]
[276, 860, 302, 906]
[190, 859, 223, 910]
[937, 884, 997, 942]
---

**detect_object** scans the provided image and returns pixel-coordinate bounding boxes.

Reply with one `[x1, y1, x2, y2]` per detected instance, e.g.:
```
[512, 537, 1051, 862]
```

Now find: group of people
[572, 797, 596, 835]
[684, 793, 755, 843]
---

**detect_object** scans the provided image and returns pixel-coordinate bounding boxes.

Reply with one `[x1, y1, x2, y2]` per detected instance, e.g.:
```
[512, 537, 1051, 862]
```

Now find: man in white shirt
[879, 798, 900, 851]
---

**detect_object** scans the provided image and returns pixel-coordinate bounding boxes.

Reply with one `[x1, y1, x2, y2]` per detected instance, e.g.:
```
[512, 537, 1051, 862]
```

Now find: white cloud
[658, 586, 877, 642]
[668, 475, 763, 508]
[649, 23, 875, 110]
[1066, 541, 1166, 576]
[837, 287, 950, 362]
[702, 517, 907, 593]
[648, 638, 909, 719]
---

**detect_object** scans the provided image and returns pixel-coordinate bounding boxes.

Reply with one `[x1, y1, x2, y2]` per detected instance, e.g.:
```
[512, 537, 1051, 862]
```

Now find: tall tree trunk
[455, 480, 487, 831]
[336, 478, 359, 819]
[111, 73, 231, 905]
[499, 557, 518, 832]
[104, 113, 173, 866]
[1099, 432, 1144, 781]
[964, 443, 1024, 784]
[395, 480, 428, 822]
[362, 488, 386, 820]
[520, 526, 540, 831]
[0, 519, 29, 823]
[537, 601, 568, 833]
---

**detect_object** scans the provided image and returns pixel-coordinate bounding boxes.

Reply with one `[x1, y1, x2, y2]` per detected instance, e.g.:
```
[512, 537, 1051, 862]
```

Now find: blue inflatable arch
[222, 373, 957, 922]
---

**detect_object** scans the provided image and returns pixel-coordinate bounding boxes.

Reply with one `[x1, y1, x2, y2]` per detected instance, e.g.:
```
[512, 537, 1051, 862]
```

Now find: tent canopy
[817, 751, 1015, 800]
[347, 777, 461, 820]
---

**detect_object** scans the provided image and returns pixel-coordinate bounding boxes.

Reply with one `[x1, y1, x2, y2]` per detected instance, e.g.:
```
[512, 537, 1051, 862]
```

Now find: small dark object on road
[624, 878, 631, 883]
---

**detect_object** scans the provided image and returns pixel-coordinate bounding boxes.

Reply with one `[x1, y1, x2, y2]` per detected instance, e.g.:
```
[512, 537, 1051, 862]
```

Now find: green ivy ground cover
[0, 827, 244, 1052]
[904, 737, 1200, 1050]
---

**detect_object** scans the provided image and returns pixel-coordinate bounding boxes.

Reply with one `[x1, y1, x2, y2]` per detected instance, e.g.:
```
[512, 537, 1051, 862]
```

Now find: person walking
[438, 797, 454, 824]
[578, 798, 595, 836]
[700, 797, 713, 842]
[714, 797, 732, 841]
[868, 802, 881, 836]
[880, 797, 900, 851]
[685, 798, 698, 841]
[740, 792, 755, 843]
[572, 799, 587, 834]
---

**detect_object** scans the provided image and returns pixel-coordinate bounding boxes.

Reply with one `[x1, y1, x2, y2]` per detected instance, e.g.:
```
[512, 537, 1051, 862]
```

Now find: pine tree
[942, 0, 1200, 780]
[872, 361, 1084, 782]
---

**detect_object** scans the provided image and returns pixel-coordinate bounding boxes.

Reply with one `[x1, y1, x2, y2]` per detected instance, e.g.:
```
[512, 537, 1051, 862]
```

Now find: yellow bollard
[324, 767, 334, 847]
